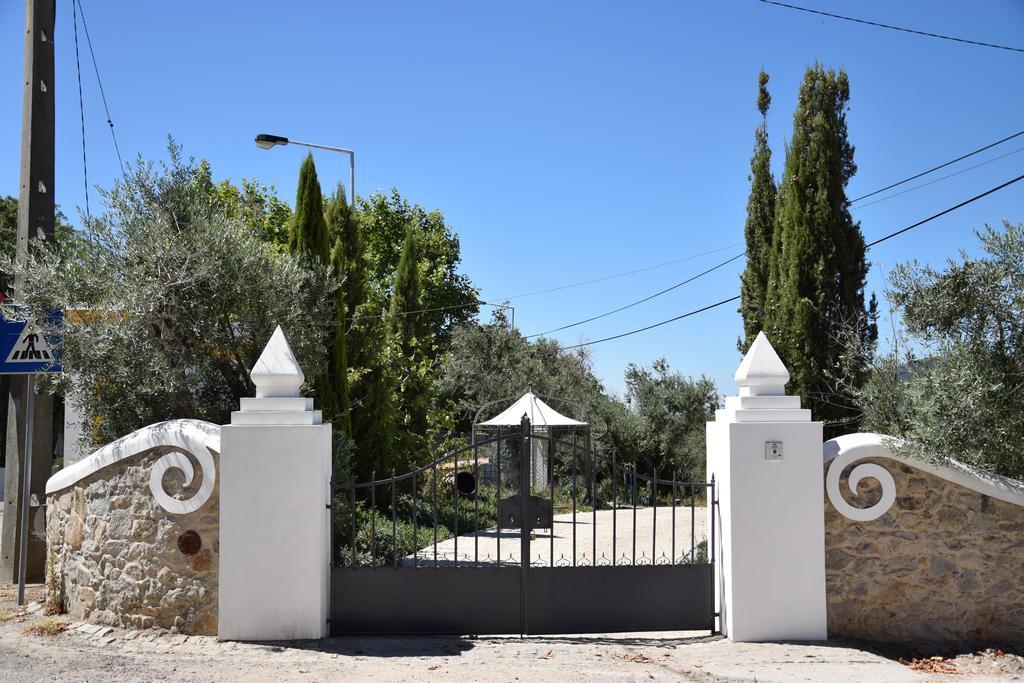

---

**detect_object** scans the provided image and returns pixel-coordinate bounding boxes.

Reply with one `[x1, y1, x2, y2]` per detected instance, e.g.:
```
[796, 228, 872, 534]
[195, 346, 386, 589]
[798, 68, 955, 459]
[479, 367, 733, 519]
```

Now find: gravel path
[4, 585, 1019, 681]
[405, 506, 709, 567]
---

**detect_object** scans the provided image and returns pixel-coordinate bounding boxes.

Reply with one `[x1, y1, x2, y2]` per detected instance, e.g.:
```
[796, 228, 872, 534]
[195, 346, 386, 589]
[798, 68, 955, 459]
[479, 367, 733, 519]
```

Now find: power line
[759, 0, 1024, 54]
[344, 299, 511, 323]
[562, 297, 741, 350]
[72, 0, 89, 217]
[849, 129, 1024, 204]
[854, 146, 1024, 210]
[865, 172, 1024, 247]
[505, 132, 1024, 305]
[75, 0, 125, 174]
[560, 173, 1024, 350]
[525, 252, 745, 338]
[500, 242, 742, 300]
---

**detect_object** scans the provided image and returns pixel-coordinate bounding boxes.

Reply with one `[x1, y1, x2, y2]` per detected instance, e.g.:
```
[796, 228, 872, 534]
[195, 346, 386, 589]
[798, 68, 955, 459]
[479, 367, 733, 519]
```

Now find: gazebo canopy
[479, 391, 587, 428]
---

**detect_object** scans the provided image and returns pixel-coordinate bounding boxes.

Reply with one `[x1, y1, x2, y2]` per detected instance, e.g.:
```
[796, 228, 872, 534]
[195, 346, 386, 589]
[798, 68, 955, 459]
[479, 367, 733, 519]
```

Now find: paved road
[405, 506, 709, 567]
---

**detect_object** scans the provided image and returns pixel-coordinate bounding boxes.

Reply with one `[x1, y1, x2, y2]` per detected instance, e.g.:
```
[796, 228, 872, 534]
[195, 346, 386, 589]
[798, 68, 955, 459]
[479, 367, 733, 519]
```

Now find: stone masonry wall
[825, 457, 1024, 645]
[46, 448, 219, 635]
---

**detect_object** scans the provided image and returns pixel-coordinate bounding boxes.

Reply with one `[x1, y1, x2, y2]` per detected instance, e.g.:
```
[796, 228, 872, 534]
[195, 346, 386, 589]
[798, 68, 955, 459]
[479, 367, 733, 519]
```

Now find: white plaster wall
[708, 420, 826, 642]
[218, 424, 331, 641]
[62, 385, 87, 466]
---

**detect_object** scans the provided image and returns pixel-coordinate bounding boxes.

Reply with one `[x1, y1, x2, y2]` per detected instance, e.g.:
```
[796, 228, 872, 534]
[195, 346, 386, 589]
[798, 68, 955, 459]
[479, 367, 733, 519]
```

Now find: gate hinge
[325, 503, 332, 509]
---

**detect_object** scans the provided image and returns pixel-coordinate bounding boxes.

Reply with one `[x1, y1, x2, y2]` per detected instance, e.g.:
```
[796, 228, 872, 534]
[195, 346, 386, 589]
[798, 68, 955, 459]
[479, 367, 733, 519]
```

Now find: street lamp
[254, 133, 355, 208]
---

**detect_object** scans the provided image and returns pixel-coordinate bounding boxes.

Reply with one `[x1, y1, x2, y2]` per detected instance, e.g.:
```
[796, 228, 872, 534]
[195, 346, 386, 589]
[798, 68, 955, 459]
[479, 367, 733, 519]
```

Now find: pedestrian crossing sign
[0, 310, 62, 374]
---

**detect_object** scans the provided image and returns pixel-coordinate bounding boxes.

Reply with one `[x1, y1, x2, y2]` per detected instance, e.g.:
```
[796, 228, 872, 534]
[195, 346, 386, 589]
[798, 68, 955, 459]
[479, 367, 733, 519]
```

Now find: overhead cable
[759, 0, 1024, 54]
[525, 252, 745, 338]
[559, 173, 1024, 349]
[849, 129, 1024, 204]
[76, 0, 126, 174]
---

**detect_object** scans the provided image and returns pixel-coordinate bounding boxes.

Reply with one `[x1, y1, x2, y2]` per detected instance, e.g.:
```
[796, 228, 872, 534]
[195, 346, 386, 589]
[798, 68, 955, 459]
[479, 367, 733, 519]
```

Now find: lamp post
[255, 134, 355, 208]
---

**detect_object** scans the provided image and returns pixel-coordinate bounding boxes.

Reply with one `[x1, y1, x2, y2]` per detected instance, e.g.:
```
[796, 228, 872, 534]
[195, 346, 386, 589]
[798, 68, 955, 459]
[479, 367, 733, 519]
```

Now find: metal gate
[330, 416, 716, 635]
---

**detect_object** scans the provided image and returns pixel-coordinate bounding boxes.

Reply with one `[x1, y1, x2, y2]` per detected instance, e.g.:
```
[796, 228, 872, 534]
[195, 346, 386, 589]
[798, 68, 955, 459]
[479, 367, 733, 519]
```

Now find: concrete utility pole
[1, 0, 57, 584]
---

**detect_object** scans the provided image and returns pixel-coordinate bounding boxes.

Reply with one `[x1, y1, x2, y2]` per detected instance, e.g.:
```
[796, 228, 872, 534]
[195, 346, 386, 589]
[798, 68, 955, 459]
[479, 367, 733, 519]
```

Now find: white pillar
[706, 332, 826, 642]
[218, 327, 331, 641]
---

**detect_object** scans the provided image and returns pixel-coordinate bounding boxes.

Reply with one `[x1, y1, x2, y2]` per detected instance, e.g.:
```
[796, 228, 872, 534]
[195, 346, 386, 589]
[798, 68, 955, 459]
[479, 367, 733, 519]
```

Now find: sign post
[0, 312, 61, 605]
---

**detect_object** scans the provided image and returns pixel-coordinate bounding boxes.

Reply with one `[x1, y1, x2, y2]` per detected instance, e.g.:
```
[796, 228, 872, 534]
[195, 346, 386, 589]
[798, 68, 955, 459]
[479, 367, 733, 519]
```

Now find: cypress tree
[324, 189, 352, 437]
[764, 64, 874, 435]
[389, 226, 430, 465]
[289, 153, 329, 259]
[739, 70, 776, 350]
[389, 226, 424, 351]
[289, 154, 340, 429]
[328, 184, 368, 368]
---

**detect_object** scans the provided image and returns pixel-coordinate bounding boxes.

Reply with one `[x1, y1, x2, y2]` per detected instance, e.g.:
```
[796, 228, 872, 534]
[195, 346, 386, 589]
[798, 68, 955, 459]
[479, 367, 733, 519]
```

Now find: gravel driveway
[404, 505, 709, 567]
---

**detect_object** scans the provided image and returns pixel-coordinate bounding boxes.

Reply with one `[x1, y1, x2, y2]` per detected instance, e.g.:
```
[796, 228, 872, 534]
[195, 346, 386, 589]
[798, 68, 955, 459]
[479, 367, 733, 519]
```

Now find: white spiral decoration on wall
[148, 446, 217, 515]
[46, 419, 221, 515]
[824, 433, 897, 522]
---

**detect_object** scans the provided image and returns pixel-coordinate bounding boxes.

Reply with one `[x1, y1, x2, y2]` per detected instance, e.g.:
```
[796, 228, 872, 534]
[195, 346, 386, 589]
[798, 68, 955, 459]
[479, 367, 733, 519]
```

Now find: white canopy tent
[474, 391, 589, 490]
[478, 391, 587, 428]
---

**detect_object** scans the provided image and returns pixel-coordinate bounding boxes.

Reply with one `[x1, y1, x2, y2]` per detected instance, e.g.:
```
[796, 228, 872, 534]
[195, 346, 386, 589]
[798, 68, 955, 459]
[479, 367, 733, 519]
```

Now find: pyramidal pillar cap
[735, 331, 790, 397]
[231, 326, 322, 426]
[251, 326, 304, 398]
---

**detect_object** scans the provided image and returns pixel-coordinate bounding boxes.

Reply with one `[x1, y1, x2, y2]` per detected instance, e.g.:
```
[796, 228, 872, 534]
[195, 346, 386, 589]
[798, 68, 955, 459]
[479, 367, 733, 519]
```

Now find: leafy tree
[3, 142, 333, 447]
[441, 311, 634, 454]
[289, 153, 330, 259]
[621, 359, 718, 479]
[190, 160, 292, 246]
[739, 70, 776, 350]
[850, 222, 1024, 479]
[763, 64, 875, 435]
[359, 189, 479, 346]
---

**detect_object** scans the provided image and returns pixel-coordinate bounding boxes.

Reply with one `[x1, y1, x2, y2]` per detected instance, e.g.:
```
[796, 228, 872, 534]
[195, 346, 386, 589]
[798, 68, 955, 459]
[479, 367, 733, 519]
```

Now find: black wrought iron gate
[330, 417, 716, 635]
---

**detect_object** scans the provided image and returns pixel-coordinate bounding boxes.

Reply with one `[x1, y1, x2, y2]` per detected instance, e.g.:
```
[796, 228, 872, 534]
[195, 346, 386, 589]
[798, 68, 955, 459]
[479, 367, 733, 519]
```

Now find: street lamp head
[254, 133, 289, 150]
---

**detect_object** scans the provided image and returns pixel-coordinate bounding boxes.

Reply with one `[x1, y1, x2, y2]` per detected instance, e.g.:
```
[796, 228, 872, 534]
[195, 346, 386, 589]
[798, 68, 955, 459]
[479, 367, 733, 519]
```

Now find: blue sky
[2, 1, 1023, 398]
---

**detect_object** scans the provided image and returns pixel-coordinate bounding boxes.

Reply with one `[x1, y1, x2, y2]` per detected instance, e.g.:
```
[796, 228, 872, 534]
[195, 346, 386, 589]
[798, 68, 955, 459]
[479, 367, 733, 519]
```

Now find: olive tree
[6, 141, 334, 448]
[848, 221, 1024, 480]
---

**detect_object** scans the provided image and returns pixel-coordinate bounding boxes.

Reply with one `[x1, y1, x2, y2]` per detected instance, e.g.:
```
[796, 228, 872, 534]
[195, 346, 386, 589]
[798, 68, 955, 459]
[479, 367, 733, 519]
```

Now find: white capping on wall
[45, 419, 220, 515]
[218, 326, 331, 641]
[706, 332, 827, 642]
[824, 432, 1024, 521]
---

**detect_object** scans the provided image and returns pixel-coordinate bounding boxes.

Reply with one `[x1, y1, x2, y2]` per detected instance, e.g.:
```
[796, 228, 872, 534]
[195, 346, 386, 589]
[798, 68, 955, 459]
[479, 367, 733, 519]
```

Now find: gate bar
[454, 447, 459, 567]
[632, 463, 637, 565]
[520, 415, 530, 633]
[474, 442, 479, 566]
[671, 472, 677, 565]
[652, 466, 657, 563]
[496, 426, 502, 567]
[611, 450, 617, 566]
[549, 435, 554, 567]
[370, 472, 376, 566]
[412, 470, 418, 568]
[391, 468, 397, 568]
[571, 433, 577, 567]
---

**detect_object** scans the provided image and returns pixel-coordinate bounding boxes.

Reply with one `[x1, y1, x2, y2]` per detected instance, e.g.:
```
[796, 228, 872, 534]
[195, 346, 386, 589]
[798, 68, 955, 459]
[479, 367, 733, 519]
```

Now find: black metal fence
[329, 421, 712, 573]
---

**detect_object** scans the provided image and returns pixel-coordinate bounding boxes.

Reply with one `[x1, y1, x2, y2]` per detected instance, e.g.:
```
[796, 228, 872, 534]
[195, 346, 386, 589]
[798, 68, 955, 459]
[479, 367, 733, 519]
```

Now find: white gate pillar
[706, 332, 826, 641]
[218, 327, 332, 641]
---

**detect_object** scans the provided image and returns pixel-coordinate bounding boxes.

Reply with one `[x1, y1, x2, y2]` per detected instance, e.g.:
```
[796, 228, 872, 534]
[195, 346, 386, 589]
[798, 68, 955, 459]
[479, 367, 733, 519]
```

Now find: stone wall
[825, 456, 1024, 645]
[46, 448, 219, 635]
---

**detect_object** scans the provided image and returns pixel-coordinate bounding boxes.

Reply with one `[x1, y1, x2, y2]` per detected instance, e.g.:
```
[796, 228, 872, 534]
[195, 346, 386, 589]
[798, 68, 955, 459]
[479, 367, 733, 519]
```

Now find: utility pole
[1, 0, 56, 585]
